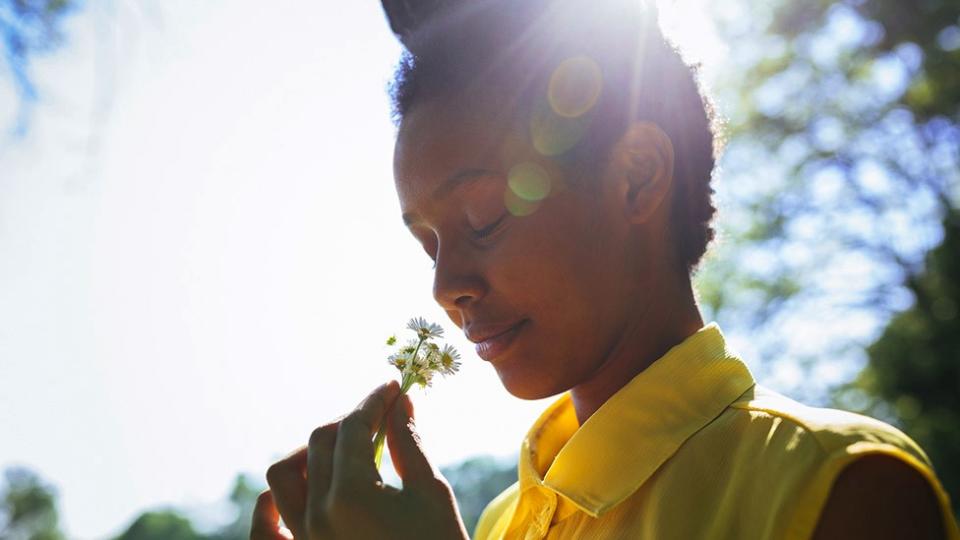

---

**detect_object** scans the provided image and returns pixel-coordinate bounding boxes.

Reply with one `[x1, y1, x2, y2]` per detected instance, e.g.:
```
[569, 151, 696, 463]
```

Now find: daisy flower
[373, 317, 460, 469]
[439, 344, 461, 376]
[407, 316, 444, 340]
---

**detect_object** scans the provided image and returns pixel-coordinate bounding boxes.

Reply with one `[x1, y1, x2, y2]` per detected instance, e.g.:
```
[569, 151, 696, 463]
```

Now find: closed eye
[471, 212, 508, 239]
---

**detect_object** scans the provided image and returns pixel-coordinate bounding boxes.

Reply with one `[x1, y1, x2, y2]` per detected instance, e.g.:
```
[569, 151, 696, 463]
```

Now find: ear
[607, 121, 675, 224]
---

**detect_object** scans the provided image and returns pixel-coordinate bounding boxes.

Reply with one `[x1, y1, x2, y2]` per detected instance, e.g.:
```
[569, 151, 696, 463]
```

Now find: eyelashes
[424, 212, 510, 268]
[471, 212, 508, 240]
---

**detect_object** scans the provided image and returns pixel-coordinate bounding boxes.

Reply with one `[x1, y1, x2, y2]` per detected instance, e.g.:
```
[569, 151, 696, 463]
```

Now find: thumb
[387, 393, 438, 488]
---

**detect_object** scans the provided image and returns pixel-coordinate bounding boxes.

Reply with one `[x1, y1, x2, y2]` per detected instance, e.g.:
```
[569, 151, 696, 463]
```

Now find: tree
[206, 474, 261, 540]
[441, 456, 517, 535]
[111, 474, 262, 540]
[696, 0, 960, 403]
[0, 467, 64, 540]
[0, 0, 78, 134]
[104, 461, 519, 539]
[694, 0, 960, 513]
[112, 510, 205, 540]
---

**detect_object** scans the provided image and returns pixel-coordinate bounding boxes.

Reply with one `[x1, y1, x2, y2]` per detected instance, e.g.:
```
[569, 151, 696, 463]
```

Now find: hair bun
[381, 0, 557, 57]
[381, 0, 441, 48]
[380, 0, 459, 55]
[382, 0, 662, 63]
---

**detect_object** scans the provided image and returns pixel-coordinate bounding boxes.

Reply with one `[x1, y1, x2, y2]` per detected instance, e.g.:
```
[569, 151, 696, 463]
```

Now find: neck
[569, 276, 704, 426]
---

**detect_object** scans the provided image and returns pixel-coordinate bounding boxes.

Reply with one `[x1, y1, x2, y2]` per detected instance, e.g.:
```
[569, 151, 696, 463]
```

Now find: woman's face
[393, 93, 657, 400]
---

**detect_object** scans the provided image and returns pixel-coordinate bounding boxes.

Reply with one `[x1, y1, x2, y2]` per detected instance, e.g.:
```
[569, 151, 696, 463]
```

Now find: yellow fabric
[473, 322, 960, 540]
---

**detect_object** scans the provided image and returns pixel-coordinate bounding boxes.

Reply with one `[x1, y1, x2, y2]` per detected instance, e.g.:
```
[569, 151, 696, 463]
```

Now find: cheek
[495, 205, 614, 313]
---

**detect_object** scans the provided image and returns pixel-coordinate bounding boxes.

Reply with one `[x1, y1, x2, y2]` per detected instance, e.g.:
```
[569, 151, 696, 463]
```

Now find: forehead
[393, 94, 530, 204]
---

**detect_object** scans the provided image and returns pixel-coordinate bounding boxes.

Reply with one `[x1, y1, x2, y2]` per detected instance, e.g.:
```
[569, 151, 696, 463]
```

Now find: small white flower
[438, 344, 461, 376]
[413, 367, 434, 388]
[412, 350, 430, 369]
[385, 319, 456, 390]
[375, 317, 459, 470]
[387, 353, 408, 371]
[407, 316, 444, 340]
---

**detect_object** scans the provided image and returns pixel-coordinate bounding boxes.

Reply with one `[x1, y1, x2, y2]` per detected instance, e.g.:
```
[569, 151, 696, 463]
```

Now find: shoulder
[727, 384, 931, 462]
[812, 453, 949, 539]
[473, 481, 521, 540]
[718, 384, 957, 540]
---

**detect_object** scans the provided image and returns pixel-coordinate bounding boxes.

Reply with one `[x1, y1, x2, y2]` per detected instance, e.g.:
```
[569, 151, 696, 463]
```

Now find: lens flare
[548, 55, 603, 118]
[508, 162, 551, 202]
[504, 161, 551, 216]
[504, 187, 540, 216]
[530, 99, 591, 156]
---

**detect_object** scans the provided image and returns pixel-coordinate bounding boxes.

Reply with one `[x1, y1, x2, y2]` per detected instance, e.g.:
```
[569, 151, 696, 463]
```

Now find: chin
[496, 368, 565, 400]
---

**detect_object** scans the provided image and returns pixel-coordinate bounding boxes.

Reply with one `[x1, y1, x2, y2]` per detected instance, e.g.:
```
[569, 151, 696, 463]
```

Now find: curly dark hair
[384, 0, 721, 274]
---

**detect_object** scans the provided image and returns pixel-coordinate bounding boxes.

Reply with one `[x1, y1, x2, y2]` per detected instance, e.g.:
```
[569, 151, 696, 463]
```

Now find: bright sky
[0, 1, 725, 538]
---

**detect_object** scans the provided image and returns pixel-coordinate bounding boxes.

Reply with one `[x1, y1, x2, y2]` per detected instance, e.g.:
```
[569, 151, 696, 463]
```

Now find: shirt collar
[517, 322, 756, 519]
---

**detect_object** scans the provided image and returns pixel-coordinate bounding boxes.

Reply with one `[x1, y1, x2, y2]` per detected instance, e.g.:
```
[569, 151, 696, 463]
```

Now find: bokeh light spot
[530, 99, 591, 156]
[507, 162, 551, 202]
[504, 186, 541, 216]
[548, 55, 603, 118]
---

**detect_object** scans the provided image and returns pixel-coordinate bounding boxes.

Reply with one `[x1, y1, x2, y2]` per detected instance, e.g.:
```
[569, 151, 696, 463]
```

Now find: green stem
[373, 340, 423, 470]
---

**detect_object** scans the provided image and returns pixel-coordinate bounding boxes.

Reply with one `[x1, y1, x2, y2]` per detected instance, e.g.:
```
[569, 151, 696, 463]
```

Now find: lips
[466, 319, 528, 361]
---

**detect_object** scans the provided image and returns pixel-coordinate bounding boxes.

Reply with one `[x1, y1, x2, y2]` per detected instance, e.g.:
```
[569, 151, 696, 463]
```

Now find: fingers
[331, 380, 400, 489]
[250, 490, 292, 540]
[260, 380, 402, 540]
[265, 447, 308, 540]
[305, 420, 339, 531]
[387, 392, 439, 489]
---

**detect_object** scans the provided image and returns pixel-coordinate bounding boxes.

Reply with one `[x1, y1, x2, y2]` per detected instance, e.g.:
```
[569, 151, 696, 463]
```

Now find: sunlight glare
[548, 55, 603, 118]
[655, 0, 727, 71]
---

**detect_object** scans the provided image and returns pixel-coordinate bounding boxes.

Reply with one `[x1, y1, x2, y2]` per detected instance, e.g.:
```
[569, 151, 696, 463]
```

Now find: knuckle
[369, 389, 388, 410]
[339, 411, 365, 433]
[308, 425, 329, 447]
[432, 475, 454, 495]
[265, 461, 286, 486]
[422, 475, 453, 498]
[255, 489, 273, 505]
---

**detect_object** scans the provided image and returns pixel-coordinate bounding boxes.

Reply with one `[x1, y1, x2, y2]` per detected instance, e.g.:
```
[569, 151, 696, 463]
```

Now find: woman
[250, 0, 958, 538]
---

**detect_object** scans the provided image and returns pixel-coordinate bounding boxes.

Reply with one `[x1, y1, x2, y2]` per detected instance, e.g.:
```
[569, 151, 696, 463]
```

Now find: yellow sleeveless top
[473, 323, 959, 540]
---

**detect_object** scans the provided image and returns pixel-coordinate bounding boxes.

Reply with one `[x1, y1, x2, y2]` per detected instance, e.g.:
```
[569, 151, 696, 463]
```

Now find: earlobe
[611, 121, 675, 224]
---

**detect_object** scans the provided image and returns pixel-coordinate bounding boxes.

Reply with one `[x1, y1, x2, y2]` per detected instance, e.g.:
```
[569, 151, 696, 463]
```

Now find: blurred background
[0, 0, 957, 538]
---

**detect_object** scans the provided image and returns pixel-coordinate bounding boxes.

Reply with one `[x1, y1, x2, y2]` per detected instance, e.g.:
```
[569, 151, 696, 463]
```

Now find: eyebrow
[402, 168, 499, 226]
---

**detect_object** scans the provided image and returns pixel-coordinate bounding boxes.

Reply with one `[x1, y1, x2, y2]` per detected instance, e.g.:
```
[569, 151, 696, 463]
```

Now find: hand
[250, 380, 469, 540]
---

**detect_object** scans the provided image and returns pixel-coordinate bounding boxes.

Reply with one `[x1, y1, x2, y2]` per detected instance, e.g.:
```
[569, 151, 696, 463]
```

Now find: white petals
[407, 317, 444, 340]
[439, 344, 462, 375]
[388, 318, 460, 388]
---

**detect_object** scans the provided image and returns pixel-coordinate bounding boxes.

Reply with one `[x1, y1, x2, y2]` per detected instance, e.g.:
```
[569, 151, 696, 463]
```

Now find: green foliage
[112, 474, 261, 540]
[102, 460, 517, 540]
[0, 459, 516, 540]
[440, 456, 517, 536]
[835, 210, 960, 517]
[859, 1, 960, 120]
[112, 511, 204, 540]
[206, 474, 261, 540]
[697, 0, 960, 403]
[697, 0, 960, 514]
[0, 467, 64, 540]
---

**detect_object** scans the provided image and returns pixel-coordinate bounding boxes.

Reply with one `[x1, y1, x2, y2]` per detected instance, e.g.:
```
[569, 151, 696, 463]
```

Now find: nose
[431, 239, 487, 312]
